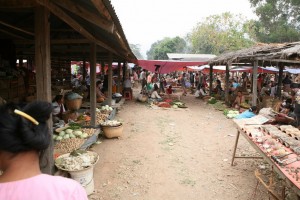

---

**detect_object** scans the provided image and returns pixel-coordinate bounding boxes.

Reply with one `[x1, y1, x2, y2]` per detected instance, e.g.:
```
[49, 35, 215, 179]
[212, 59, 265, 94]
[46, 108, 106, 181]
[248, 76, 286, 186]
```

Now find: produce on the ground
[158, 102, 171, 108]
[226, 110, 240, 119]
[54, 138, 85, 154]
[240, 102, 250, 109]
[100, 120, 122, 126]
[208, 97, 217, 104]
[55, 151, 98, 171]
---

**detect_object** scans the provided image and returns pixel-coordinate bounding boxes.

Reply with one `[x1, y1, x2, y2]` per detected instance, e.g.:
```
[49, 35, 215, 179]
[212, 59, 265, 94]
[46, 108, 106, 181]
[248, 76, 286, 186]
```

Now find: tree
[146, 36, 187, 60]
[129, 44, 144, 59]
[188, 12, 256, 55]
[249, 0, 300, 43]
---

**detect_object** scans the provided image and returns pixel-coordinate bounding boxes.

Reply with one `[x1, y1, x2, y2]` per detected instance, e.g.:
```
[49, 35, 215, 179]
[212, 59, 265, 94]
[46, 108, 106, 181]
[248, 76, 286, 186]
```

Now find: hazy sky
[110, 0, 257, 58]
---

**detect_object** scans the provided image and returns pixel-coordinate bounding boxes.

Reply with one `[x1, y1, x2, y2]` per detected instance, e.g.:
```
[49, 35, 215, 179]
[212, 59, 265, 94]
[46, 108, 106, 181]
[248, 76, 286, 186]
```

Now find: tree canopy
[187, 12, 255, 55]
[249, 0, 300, 43]
[146, 36, 187, 60]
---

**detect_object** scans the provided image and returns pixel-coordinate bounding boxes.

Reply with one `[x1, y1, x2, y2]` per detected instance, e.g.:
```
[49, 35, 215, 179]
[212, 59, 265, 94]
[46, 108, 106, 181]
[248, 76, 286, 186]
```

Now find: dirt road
[90, 91, 269, 200]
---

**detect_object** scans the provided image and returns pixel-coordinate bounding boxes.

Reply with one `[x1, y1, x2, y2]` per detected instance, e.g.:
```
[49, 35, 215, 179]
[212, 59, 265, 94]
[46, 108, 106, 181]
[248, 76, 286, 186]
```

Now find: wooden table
[231, 124, 300, 198]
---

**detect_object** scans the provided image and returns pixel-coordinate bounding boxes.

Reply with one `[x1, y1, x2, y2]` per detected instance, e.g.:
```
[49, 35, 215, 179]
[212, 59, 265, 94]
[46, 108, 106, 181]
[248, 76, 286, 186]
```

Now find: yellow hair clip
[14, 109, 39, 125]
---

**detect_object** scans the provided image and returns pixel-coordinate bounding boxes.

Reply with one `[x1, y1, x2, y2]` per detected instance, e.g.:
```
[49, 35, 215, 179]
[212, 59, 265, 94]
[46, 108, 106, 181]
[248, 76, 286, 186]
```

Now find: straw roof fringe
[209, 42, 300, 66]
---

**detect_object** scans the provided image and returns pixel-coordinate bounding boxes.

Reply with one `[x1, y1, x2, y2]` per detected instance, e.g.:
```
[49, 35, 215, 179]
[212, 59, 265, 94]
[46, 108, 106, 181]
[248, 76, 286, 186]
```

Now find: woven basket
[65, 98, 82, 111]
[101, 124, 123, 138]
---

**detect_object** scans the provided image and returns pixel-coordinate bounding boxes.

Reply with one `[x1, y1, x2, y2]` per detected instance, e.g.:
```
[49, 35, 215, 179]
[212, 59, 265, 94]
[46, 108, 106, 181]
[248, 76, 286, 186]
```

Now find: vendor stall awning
[137, 60, 207, 74]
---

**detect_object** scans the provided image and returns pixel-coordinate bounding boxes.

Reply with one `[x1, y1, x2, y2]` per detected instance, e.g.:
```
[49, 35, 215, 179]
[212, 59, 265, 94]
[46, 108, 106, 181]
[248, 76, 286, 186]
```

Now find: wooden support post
[252, 60, 258, 106]
[101, 61, 105, 75]
[123, 62, 126, 82]
[209, 64, 213, 96]
[225, 63, 230, 104]
[107, 52, 113, 106]
[117, 61, 121, 93]
[277, 64, 284, 98]
[82, 59, 86, 82]
[19, 57, 23, 68]
[35, 5, 53, 174]
[90, 43, 97, 127]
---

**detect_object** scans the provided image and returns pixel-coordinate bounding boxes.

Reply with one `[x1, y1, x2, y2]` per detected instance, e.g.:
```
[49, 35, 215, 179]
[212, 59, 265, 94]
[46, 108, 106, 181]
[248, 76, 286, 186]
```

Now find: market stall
[232, 116, 300, 198]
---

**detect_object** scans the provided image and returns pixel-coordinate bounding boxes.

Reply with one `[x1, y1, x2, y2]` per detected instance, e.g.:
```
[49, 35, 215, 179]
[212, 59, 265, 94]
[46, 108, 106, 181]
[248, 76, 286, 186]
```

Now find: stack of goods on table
[237, 122, 300, 186]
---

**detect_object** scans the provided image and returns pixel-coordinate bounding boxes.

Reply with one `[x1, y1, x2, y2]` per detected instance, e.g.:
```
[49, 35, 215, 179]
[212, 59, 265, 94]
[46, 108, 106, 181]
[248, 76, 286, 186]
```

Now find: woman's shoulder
[0, 174, 87, 200]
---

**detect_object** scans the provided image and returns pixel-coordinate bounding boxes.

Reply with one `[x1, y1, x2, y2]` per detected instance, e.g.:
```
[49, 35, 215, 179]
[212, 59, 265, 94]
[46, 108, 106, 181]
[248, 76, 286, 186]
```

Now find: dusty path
[90, 91, 268, 200]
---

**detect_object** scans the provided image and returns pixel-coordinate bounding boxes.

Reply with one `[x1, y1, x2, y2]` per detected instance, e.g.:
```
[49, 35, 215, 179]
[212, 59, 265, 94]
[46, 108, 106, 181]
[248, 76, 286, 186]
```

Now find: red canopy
[137, 60, 207, 74]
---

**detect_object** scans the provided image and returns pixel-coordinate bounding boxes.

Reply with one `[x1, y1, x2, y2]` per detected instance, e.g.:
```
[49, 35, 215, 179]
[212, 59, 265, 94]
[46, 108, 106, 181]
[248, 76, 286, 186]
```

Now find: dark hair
[153, 84, 159, 91]
[96, 80, 101, 87]
[249, 106, 257, 112]
[52, 95, 63, 103]
[0, 101, 52, 153]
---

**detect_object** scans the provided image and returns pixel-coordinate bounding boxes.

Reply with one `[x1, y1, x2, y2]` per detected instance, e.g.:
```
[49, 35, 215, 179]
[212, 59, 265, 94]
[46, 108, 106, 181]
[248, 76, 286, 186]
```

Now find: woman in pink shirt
[0, 101, 88, 200]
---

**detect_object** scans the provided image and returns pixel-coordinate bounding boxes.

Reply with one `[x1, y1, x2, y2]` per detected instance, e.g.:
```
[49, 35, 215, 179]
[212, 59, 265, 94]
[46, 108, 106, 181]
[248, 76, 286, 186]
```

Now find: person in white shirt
[52, 95, 65, 122]
[123, 75, 133, 97]
[151, 84, 162, 100]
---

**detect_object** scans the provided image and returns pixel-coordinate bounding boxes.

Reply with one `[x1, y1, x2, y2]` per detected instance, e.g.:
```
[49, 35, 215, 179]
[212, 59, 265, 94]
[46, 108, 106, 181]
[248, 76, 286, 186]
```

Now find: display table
[231, 119, 300, 197]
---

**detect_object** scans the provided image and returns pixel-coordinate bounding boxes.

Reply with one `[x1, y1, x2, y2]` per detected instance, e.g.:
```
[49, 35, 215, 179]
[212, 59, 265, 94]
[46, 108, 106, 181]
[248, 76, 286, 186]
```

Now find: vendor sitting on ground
[213, 79, 224, 97]
[275, 100, 295, 124]
[232, 91, 245, 109]
[96, 81, 106, 103]
[151, 84, 162, 101]
[235, 106, 258, 119]
[195, 84, 209, 98]
[123, 75, 133, 97]
[52, 95, 65, 122]
[166, 85, 173, 98]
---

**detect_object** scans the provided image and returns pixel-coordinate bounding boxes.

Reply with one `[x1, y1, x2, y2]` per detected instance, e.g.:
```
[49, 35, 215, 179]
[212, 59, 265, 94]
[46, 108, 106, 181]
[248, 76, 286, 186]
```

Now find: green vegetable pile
[225, 110, 240, 119]
[208, 97, 217, 104]
[53, 129, 89, 141]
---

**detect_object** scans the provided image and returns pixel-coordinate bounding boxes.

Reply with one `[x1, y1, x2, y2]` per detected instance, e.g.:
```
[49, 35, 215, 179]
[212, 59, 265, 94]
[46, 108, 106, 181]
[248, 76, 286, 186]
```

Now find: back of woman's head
[0, 101, 52, 153]
[53, 95, 63, 103]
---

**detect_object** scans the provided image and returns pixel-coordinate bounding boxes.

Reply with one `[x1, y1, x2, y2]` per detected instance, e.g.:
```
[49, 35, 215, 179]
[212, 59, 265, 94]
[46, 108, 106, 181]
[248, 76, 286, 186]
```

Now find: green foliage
[129, 44, 144, 59]
[188, 12, 255, 55]
[146, 36, 187, 60]
[249, 0, 300, 43]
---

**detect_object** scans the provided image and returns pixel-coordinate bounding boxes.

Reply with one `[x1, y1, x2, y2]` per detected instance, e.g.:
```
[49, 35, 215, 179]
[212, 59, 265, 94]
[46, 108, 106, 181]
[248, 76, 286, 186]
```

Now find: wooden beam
[54, 0, 114, 33]
[107, 52, 113, 106]
[90, 43, 97, 127]
[252, 60, 258, 106]
[0, 20, 34, 36]
[0, 29, 26, 39]
[35, 5, 53, 174]
[0, 0, 35, 9]
[36, 0, 121, 56]
[90, 0, 112, 21]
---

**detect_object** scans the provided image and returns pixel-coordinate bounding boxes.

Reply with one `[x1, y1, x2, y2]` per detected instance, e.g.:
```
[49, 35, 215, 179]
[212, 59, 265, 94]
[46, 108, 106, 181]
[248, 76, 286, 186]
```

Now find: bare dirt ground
[89, 88, 272, 200]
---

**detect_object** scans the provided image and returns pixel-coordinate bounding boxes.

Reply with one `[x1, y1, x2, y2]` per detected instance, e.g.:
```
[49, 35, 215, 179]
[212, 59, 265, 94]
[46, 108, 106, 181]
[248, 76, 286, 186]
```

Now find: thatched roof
[209, 42, 300, 66]
[0, 0, 136, 62]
